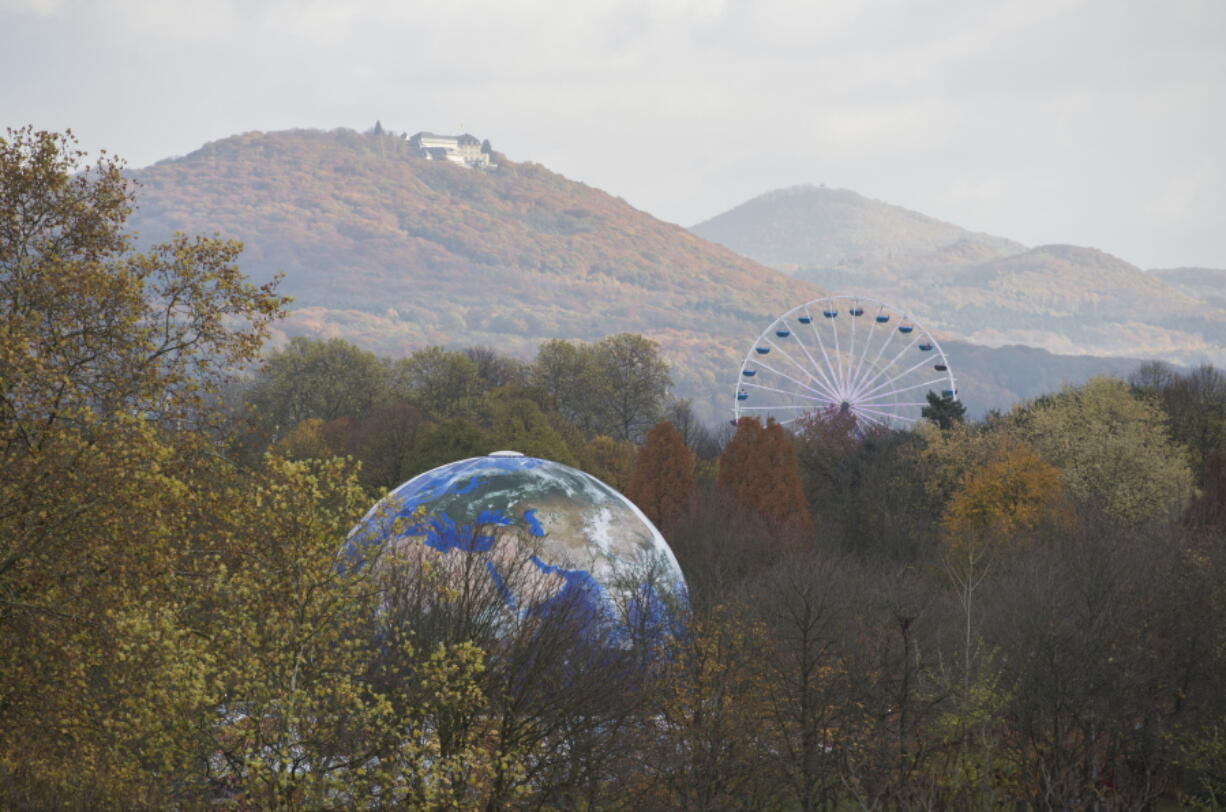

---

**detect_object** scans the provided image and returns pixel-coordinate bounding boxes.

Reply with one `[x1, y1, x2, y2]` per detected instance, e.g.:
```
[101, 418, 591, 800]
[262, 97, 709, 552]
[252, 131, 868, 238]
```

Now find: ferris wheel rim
[732, 294, 958, 429]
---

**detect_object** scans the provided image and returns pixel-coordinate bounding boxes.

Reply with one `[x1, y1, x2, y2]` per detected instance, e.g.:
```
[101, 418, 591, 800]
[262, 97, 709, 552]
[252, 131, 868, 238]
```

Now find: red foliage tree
[716, 417, 814, 550]
[625, 421, 698, 537]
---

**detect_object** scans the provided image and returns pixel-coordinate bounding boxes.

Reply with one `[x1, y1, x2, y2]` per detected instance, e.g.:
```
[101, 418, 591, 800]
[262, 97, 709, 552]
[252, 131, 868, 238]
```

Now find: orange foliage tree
[626, 421, 698, 537]
[716, 417, 814, 548]
[940, 437, 1063, 706]
[942, 439, 1063, 540]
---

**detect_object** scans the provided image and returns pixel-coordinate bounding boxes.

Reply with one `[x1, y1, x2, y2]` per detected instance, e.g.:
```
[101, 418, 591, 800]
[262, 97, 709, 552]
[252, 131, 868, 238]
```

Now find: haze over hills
[1152, 267, 1226, 311]
[692, 186, 1226, 367]
[691, 186, 1024, 271]
[127, 129, 1149, 421]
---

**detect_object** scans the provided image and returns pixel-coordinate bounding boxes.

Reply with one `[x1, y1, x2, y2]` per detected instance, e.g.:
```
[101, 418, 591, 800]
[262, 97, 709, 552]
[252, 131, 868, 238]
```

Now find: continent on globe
[345, 452, 688, 645]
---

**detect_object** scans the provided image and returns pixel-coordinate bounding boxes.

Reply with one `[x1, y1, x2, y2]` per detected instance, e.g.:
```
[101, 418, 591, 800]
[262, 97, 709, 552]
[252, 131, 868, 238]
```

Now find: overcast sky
[3, 0, 1223, 268]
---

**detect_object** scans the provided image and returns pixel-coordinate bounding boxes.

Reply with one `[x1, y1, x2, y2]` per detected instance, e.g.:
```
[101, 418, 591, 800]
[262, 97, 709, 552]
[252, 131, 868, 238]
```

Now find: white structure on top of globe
[408, 132, 496, 168]
[344, 452, 687, 645]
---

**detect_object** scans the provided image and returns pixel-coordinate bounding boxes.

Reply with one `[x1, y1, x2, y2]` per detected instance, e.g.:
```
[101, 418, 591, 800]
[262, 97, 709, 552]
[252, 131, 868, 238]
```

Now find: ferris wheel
[733, 296, 957, 431]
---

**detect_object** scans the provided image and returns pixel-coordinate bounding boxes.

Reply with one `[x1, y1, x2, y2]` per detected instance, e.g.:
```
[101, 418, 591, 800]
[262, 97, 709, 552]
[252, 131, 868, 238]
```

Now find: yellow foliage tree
[943, 439, 1063, 539]
[939, 437, 1062, 752]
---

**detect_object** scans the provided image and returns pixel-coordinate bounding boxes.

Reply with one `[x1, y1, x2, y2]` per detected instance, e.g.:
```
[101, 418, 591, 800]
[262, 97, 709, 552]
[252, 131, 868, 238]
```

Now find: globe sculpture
[345, 451, 687, 645]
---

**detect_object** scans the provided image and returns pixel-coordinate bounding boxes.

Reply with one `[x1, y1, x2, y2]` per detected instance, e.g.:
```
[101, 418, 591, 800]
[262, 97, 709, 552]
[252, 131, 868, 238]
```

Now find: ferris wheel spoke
[735, 382, 823, 404]
[848, 312, 900, 400]
[851, 400, 930, 408]
[848, 303, 858, 393]
[736, 403, 824, 410]
[764, 336, 841, 401]
[848, 407, 889, 430]
[847, 332, 922, 402]
[852, 403, 918, 424]
[740, 363, 828, 402]
[787, 319, 843, 401]
[829, 311, 848, 394]
[803, 310, 847, 399]
[857, 377, 951, 404]
[741, 371, 832, 403]
[847, 312, 884, 399]
[856, 355, 939, 403]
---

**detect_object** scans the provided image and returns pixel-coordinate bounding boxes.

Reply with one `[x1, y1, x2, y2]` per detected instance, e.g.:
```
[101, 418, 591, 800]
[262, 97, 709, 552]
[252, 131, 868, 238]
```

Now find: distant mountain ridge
[691, 185, 1225, 366]
[691, 185, 1024, 271]
[125, 130, 1153, 421]
[1151, 267, 1226, 310]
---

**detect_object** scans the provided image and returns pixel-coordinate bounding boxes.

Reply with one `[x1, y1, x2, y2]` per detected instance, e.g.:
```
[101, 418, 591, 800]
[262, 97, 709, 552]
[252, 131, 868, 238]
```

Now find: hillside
[1152, 267, 1226, 310]
[128, 128, 820, 420]
[690, 185, 1023, 271]
[692, 187, 1226, 365]
[128, 130, 1150, 421]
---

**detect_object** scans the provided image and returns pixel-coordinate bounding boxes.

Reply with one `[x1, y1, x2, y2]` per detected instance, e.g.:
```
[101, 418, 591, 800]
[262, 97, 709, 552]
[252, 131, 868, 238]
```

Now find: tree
[411, 419, 492, 473]
[0, 127, 286, 804]
[533, 338, 606, 435]
[479, 391, 577, 465]
[943, 439, 1063, 538]
[581, 434, 638, 492]
[716, 417, 814, 553]
[626, 421, 698, 537]
[940, 438, 1063, 751]
[1131, 362, 1226, 486]
[393, 346, 483, 420]
[244, 336, 384, 434]
[1187, 451, 1226, 528]
[465, 345, 529, 391]
[1011, 377, 1193, 525]
[593, 333, 672, 442]
[665, 398, 721, 459]
[347, 399, 431, 489]
[633, 604, 779, 810]
[923, 390, 966, 430]
[749, 554, 859, 811]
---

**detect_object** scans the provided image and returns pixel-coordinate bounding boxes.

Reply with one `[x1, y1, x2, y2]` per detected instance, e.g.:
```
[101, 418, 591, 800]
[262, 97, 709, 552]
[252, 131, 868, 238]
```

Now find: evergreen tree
[626, 421, 697, 536]
[922, 390, 966, 430]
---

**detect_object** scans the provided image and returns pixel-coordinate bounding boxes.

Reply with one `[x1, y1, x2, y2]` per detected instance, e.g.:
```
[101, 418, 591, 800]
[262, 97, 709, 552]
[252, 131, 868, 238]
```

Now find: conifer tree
[762, 418, 816, 538]
[626, 421, 697, 536]
[716, 417, 814, 548]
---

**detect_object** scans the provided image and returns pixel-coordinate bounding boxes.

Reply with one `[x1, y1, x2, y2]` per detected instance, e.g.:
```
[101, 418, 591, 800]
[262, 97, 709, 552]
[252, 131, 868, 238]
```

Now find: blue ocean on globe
[345, 452, 688, 645]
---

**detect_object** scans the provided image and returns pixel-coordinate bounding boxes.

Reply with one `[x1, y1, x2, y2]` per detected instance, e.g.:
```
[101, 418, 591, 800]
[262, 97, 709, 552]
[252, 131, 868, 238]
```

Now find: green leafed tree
[391, 345, 483, 420]
[0, 126, 286, 805]
[592, 333, 672, 443]
[1011, 377, 1194, 524]
[533, 338, 607, 435]
[244, 336, 384, 434]
[923, 390, 966, 430]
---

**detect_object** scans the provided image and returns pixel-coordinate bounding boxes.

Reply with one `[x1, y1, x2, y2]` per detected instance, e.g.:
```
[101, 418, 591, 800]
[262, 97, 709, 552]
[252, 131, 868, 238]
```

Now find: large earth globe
[346, 452, 687, 644]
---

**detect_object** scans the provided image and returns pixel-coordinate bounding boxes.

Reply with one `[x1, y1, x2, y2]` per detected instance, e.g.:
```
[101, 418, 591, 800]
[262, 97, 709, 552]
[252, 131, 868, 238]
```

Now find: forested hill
[692, 186, 1226, 367]
[127, 128, 819, 417]
[128, 128, 1146, 419]
[691, 185, 1023, 271]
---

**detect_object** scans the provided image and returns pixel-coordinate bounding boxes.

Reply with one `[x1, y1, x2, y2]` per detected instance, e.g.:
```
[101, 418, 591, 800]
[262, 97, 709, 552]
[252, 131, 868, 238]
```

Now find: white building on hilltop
[408, 132, 495, 168]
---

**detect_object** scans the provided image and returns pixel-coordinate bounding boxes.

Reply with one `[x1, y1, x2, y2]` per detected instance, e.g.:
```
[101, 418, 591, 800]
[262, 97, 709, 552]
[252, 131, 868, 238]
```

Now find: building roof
[410, 131, 480, 143]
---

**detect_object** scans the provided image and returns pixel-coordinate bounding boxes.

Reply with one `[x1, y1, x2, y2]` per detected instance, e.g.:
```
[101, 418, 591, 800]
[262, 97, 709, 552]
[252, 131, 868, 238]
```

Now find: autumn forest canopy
[2, 127, 1226, 809]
